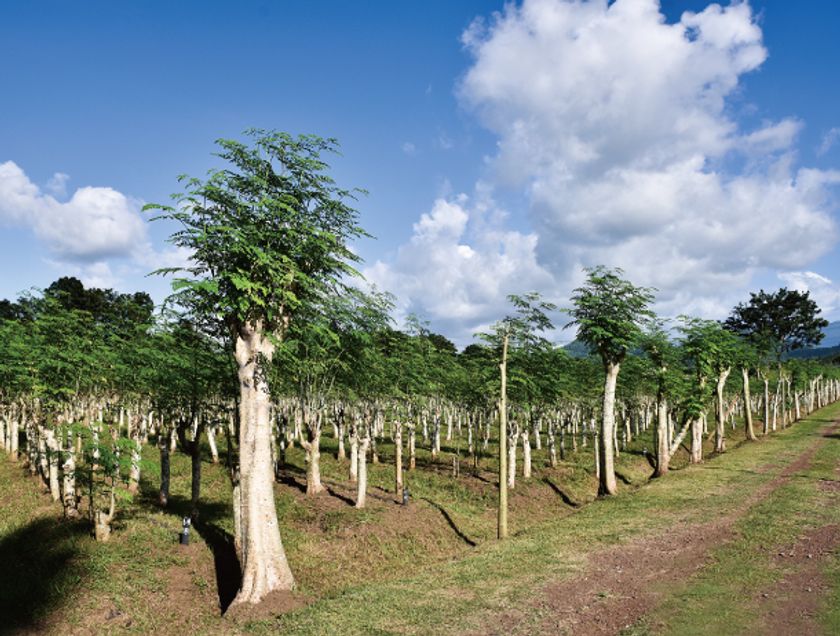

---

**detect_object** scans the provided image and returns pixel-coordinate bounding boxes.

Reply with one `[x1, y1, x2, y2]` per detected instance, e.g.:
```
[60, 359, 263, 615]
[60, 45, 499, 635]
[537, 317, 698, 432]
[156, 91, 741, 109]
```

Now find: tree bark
[653, 395, 669, 477]
[742, 368, 757, 441]
[355, 430, 370, 508]
[230, 322, 295, 608]
[598, 362, 620, 496]
[498, 333, 509, 540]
[715, 368, 731, 453]
[394, 420, 403, 496]
[159, 426, 170, 507]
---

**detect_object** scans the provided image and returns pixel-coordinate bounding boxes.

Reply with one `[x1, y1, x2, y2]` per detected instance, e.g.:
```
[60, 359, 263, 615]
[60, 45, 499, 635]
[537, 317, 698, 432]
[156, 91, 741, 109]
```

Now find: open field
[3, 404, 840, 635]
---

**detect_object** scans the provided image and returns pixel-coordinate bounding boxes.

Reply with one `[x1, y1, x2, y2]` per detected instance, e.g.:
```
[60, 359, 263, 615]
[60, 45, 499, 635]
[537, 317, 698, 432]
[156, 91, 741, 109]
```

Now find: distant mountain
[785, 321, 840, 360]
[821, 321, 840, 348]
[562, 339, 594, 359]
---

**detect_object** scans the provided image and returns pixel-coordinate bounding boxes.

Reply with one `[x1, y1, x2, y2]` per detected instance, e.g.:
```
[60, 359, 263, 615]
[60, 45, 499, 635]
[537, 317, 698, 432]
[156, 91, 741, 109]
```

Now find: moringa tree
[567, 266, 655, 496]
[147, 129, 369, 608]
[480, 292, 555, 539]
[639, 321, 679, 477]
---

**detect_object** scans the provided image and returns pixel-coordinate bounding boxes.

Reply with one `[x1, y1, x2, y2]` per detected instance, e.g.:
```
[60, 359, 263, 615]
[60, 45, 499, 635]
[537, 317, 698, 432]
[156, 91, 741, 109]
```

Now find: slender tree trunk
[498, 333, 509, 540]
[654, 394, 669, 477]
[743, 368, 757, 441]
[355, 433, 370, 509]
[159, 427, 170, 507]
[598, 361, 620, 496]
[690, 416, 703, 464]
[715, 368, 731, 453]
[762, 377, 770, 435]
[408, 421, 416, 470]
[521, 427, 531, 479]
[507, 426, 517, 489]
[349, 419, 359, 483]
[190, 422, 204, 519]
[128, 427, 142, 496]
[230, 322, 295, 608]
[62, 428, 78, 517]
[207, 424, 220, 464]
[394, 420, 403, 496]
[301, 405, 324, 496]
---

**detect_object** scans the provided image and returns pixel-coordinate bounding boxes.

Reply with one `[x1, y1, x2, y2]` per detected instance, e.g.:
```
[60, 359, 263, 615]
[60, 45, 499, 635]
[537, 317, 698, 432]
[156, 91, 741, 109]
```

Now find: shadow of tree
[0, 516, 88, 635]
[542, 477, 582, 508]
[421, 498, 477, 547]
[135, 474, 241, 614]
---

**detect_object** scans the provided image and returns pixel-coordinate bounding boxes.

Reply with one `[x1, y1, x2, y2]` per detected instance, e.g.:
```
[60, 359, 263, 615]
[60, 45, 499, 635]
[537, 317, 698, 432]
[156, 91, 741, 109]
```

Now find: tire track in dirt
[484, 418, 840, 636]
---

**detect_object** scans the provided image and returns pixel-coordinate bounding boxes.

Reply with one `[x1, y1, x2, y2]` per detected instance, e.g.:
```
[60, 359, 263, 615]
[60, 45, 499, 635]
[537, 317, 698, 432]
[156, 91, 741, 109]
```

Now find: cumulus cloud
[372, 0, 840, 341]
[364, 188, 555, 344]
[0, 161, 148, 261]
[778, 270, 840, 316]
[401, 141, 417, 156]
[458, 0, 837, 318]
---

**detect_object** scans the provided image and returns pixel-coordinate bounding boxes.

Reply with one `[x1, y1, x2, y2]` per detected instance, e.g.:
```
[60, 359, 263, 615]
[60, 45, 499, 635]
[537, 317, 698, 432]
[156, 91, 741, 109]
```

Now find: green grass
[1, 405, 838, 634]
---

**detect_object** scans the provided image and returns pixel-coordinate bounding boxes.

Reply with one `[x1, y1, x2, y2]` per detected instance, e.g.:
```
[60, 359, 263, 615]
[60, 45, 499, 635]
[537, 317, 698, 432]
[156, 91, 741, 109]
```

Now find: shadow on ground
[137, 479, 242, 614]
[0, 516, 89, 635]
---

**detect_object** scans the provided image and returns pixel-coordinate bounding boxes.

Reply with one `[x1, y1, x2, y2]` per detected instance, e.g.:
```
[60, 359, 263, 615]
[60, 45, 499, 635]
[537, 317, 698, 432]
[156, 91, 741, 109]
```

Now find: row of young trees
[1, 130, 837, 610]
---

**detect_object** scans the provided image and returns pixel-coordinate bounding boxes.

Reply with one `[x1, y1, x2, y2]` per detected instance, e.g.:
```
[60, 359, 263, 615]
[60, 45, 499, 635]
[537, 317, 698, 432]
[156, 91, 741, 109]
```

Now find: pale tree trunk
[654, 394, 669, 477]
[715, 368, 731, 454]
[393, 420, 403, 496]
[598, 362, 620, 496]
[62, 427, 78, 517]
[44, 427, 61, 502]
[498, 333, 509, 540]
[300, 403, 324, 496]
[230, 321, 295, 608]
[507, 424, 518, 490]
[207, 423, 220, 464]
[128, 421, 142, 496]
[690, 416, 703, 464]
[743, 368, 757, 441]
[762, 375, 770, 435]
[349, 415, 359, 483]
[335, 407, 346, 461]
[548, 420, 557, 468]
[355, 428, 370, 509]
[94, 483, 116, 542]
[408, 420, 416, 470]
[521, 427, 531, 480]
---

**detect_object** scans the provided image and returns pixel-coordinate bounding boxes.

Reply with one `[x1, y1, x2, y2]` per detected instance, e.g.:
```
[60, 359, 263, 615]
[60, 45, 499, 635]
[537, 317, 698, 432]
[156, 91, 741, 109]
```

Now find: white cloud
[0, 161, 147, 261]
[364, 189, 555, 344]
[818, 128, 840, 156]
[401, 141, 417, 156]
[449, 0, 838, 322]
[370, 0, 840, 343]
[778, 270, 840, 317]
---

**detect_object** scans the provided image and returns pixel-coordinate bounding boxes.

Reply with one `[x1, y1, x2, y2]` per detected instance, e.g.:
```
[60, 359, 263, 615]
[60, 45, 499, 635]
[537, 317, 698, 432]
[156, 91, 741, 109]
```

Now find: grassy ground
[1, 407, 838, 635]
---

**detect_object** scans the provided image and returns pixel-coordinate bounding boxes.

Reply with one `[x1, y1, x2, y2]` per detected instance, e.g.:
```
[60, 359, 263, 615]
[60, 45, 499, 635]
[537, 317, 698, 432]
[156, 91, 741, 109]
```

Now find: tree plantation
[3, 132, 840, 634]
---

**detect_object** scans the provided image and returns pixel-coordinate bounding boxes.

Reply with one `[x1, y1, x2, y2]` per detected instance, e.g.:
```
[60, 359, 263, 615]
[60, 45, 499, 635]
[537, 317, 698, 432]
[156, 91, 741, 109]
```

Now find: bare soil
[487, 420, 840, 636]
[756, 524, 840, 635]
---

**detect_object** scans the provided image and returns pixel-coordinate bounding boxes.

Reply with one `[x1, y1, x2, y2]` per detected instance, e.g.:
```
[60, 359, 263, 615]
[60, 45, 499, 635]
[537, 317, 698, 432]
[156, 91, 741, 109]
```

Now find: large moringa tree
[567, 267, 654, 496]
[147, 130, 369, 607]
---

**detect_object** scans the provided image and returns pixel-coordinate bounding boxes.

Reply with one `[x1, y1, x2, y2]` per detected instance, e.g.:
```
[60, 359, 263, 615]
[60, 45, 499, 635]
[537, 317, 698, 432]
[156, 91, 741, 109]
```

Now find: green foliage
[725, 287, 829, 360]
[566, 266, 655, 367]
[146, 129, 369, 335]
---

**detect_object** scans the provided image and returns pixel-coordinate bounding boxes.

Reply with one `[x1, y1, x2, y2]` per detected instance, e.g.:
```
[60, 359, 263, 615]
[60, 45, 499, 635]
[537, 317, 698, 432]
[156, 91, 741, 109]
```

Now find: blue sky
[1, 0, 839, 344]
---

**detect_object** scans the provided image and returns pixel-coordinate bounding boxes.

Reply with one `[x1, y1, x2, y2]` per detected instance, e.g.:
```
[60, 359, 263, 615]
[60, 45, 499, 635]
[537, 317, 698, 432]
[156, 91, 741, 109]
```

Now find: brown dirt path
[755, 524, 840, 635]
[487, 419, 840, 636]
